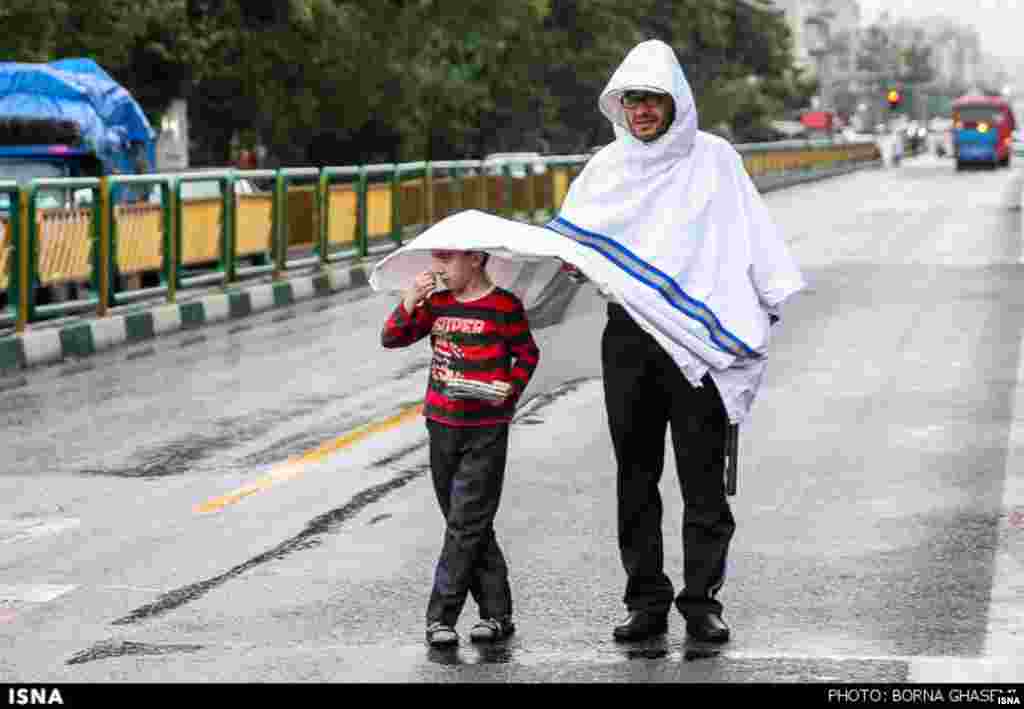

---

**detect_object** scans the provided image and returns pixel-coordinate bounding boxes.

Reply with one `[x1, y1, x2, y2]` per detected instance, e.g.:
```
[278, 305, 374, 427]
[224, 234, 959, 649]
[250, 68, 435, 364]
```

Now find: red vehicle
[951, 95, 1016, 169]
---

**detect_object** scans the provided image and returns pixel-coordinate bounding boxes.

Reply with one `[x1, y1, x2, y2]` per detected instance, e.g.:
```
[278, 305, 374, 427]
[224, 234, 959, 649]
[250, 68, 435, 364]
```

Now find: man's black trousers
[425, 420, 512, 627]
[602, 303, 735, 619]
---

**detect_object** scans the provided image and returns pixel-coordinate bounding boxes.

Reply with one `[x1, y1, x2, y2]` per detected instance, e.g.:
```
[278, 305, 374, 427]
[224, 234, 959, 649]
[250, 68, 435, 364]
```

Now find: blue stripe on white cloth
[544, 216, 761, 359]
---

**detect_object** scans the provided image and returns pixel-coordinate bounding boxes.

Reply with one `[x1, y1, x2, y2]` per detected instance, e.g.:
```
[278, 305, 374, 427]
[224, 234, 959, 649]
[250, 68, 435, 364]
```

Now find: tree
[543, 0, 658, 151]
[0, 0, 830, 165]
[0, 0, 66, 62]
[663, 0, 797, 139]
[857, 24, 897, 76]
[900, 41, 935, 85]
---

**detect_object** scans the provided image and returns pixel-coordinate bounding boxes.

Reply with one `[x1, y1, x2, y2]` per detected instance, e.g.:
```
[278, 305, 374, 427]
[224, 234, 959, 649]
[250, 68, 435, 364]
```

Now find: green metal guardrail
[319, 165, 367, 261]
[232, 167, 279, 284]
[174, 171, 232, 291]
[25, 177, 102, 325]
[108, 174, 174, 306]
[1, 139, 880, 333]
[0, 180, 23, 331]
[273, 167, 320, 278]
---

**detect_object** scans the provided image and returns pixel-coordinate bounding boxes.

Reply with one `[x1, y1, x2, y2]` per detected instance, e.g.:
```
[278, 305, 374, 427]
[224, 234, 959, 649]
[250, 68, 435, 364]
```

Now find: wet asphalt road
[0, 154, 1022, 685]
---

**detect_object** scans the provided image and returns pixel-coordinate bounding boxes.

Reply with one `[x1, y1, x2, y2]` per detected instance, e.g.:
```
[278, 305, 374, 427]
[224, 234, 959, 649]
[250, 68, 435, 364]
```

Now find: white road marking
[0, 517, 81, 544]
[902, 322, 1024, 682]
[0, 584, 77, 604]
[927, 337, 1024, 682]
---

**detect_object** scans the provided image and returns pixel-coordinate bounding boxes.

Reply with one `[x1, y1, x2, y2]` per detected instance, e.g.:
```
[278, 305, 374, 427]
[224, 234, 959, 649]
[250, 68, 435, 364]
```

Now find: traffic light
[887, 89, 903, 109]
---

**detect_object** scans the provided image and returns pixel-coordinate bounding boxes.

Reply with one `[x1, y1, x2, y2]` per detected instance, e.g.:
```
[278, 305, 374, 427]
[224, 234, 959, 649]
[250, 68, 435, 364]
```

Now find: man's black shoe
[685, 613, 730, 643]
[613, 611, 668, 641]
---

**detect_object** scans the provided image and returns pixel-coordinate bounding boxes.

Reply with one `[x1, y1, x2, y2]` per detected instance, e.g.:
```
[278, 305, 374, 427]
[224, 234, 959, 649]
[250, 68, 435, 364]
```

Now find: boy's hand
[403, 270, 436, 312]
[491, 380, 514, 406]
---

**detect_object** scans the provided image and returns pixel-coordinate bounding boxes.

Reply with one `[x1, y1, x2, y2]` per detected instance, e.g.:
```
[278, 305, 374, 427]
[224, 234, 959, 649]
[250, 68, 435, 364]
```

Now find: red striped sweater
[381, 287, 541, 426]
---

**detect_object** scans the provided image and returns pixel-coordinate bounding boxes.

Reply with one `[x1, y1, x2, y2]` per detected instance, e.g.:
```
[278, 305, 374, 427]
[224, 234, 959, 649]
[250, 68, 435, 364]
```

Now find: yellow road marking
[194, 403, 424, 514]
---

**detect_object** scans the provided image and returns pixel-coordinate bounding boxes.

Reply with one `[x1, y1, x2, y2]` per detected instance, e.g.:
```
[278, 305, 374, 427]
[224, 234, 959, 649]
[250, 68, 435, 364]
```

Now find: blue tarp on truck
[0, 58, 156, 177]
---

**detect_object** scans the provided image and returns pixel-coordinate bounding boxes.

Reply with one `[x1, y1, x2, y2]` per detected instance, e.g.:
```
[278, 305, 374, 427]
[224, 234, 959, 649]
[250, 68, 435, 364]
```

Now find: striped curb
[0, 261, 376, 375]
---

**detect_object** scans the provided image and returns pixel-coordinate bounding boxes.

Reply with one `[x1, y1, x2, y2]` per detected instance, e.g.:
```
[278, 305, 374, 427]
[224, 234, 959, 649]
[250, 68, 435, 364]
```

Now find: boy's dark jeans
[425, 419, 512, 627]
[602, 303, 735, 619]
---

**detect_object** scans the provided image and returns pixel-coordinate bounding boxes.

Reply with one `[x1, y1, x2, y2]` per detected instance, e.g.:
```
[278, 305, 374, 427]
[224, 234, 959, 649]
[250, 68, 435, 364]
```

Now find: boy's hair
[474, 251, 490, 269]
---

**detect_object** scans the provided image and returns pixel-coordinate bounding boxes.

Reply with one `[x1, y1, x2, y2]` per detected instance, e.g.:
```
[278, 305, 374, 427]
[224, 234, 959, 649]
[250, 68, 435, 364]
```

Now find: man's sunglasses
[621, 91, 668, 108]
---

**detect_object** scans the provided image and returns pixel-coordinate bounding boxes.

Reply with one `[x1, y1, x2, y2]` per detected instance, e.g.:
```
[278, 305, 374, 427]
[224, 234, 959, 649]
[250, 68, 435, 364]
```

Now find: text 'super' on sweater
[381, 286, 540, 427]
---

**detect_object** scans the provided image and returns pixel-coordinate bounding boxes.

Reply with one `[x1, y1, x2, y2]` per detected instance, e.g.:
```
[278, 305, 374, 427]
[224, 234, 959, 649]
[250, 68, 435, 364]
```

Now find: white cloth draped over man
[372, 40, 804, 424]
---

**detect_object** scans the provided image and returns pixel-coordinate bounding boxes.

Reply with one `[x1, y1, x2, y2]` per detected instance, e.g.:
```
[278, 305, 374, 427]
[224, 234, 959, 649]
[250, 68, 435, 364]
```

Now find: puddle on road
[419, 639, 717, 669]
[66, 640, 204, 666]
[68, 374, 592, 480]
[424, 641, 522, 667]
[74, 396, 347, 478]
[77, 430, 241, 478]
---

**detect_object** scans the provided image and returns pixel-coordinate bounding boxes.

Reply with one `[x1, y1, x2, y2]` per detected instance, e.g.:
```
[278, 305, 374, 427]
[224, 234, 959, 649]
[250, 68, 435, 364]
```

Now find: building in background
[773, 0, 860, 117]
[772, 0, 1008, 131]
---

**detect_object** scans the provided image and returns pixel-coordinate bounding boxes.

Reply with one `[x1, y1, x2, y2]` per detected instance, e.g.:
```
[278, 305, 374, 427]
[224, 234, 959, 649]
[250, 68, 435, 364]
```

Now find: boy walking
[381, 249, 540, 648]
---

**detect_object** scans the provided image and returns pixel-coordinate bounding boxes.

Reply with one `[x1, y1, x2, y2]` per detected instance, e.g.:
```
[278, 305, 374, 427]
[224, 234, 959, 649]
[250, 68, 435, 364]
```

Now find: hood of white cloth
[598, 39, 698, 161]
[550, 39, 806, 380]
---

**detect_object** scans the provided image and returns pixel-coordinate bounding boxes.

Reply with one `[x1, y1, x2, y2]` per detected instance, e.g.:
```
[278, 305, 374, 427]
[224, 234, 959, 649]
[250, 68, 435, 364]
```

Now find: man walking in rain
[547, 40, 806, 643]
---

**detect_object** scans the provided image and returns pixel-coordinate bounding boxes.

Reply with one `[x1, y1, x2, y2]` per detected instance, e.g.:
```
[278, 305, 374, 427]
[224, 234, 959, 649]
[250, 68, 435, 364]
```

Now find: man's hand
[402, 270, 436, 313]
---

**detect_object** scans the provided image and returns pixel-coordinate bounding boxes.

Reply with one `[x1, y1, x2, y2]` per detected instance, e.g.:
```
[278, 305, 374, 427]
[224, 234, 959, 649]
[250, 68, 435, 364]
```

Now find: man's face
[621, 90, 673, 142]
[430, 250, 483, 293]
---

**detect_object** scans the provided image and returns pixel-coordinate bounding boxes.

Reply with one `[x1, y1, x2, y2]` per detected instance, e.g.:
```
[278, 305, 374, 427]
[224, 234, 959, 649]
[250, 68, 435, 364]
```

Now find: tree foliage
[1, 0, 810, 164]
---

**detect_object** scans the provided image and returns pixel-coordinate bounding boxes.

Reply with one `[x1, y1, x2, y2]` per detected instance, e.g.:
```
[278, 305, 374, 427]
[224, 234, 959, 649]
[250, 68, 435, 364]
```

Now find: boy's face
[430, 250, 484, 294]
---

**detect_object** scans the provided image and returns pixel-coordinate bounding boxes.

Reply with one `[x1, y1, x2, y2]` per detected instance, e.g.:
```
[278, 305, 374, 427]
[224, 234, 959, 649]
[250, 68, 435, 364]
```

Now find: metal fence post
[24, 184, 40, 326]
[545, 159, 559, 220]
[11, 186, 29, 333]
[390, 164, 403, 246]
[501, 163, 513, 219]
[273, 170, 286, 280]
[424, 162, 434, 226]
[0, 182, 20, 324]
[223, 172, 237, 286]
[357, 166, 369, 258]
[173, 176, 185, 295]
[476, 160, 486, 211]
[317, 168, 329, 268]
[163, 177, 177, 303]
[97, 176, 112, 317]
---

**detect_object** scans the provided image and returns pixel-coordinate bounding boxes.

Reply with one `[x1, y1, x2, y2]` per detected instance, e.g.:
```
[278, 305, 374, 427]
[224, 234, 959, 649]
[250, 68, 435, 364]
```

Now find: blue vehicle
[0, 58, 156, 209]
[952, 95, 1016, 170]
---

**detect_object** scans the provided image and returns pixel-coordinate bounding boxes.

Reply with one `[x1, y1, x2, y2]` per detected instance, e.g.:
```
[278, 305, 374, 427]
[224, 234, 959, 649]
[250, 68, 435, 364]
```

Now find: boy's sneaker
[469, 617, 515, 643]
[425, 622, 458, 647]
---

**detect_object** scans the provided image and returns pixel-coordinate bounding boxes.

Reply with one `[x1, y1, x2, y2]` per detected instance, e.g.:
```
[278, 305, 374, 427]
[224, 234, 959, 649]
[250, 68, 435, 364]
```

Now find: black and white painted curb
[0, 262, 373, 375]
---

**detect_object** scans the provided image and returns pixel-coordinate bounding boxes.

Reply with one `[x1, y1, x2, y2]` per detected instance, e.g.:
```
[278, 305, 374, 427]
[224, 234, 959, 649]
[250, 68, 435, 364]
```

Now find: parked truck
[0, 57, 156, 210]
[0, 58, 157, 308]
